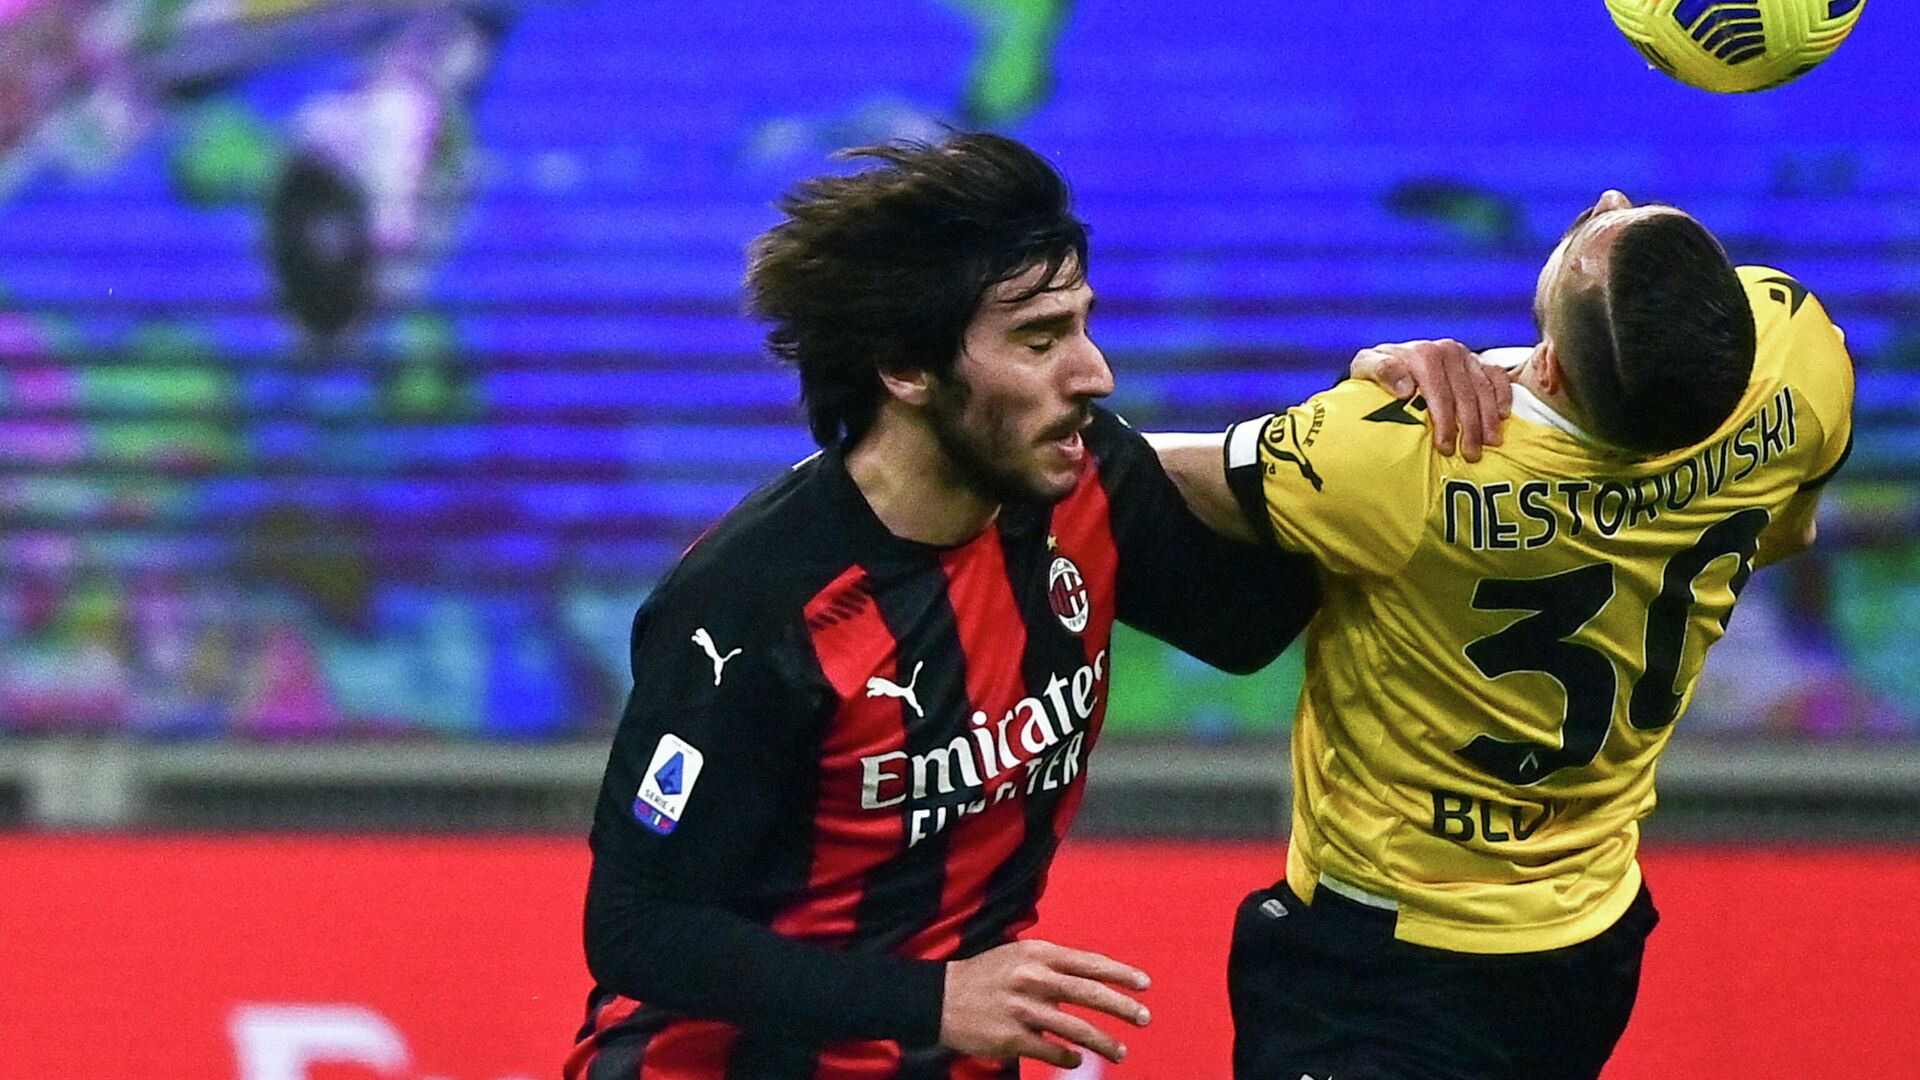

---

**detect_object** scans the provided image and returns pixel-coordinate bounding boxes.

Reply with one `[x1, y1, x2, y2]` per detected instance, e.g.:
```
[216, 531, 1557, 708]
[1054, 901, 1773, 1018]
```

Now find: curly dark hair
[744, 133, 1089, 446]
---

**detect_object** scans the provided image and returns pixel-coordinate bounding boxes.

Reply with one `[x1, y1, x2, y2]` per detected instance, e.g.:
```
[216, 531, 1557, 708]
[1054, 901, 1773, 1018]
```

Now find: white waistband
[1317, 872, 1399, 911]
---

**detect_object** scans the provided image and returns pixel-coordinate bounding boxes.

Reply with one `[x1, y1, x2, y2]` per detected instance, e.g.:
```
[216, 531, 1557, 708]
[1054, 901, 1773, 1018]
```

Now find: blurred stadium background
[2, 2, 1917, 1078]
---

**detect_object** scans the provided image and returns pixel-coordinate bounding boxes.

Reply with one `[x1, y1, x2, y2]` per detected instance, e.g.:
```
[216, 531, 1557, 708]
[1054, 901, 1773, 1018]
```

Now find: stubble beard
[925, 375, 1065, 506]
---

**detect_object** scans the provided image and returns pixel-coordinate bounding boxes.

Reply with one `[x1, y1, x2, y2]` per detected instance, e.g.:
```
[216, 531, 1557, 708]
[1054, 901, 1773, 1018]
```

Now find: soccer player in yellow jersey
[1153, 190, 1854, 1080]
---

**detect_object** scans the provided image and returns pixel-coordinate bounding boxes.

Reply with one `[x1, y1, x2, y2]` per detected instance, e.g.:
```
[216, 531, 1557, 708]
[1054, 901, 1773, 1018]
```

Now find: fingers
[940, 942, 1151, 1066]
[1352, 339, 1509, 461]
[1008, 1029, 1084, 1070]
[1487, 358, 1514, 421]
[1349, 348, 1416, 398]
[1043, 944, 1151, 993]
[1467, 359, 1503, 451]
[1380, 356, 1415, 399]
[1416, 338, 1500, 462]
[1424, 348, 1459, 458]
[1047, 972, 1151, 1027]
[1020, 1003, 1129, 1065]
[1350, 346, 1416, 398]
[1016, 944, 1149, 1066]
[1446, 353, 1483, 462]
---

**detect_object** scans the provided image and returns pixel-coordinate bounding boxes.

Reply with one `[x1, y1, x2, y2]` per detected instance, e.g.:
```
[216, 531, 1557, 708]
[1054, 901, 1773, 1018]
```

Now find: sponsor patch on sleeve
[632, 733, 705, 836]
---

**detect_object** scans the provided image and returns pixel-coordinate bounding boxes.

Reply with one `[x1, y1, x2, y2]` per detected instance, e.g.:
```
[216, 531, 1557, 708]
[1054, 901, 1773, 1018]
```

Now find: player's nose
[1069, 340, 1115, 400]
[1595, 189, 1633, 213]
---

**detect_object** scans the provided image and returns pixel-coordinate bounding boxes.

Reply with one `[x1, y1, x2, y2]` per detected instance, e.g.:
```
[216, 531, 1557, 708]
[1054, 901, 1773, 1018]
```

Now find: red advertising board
[2, 836, 1917, 1079]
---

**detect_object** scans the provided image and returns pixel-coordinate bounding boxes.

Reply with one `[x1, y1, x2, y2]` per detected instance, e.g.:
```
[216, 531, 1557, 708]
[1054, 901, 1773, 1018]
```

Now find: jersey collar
[1486, 345, 1615, 450]
[1510, 383, 1606, 444]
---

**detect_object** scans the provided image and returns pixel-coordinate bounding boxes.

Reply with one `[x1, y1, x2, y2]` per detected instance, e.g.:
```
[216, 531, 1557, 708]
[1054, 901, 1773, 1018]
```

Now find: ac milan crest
[1047, 556, 1090, 634]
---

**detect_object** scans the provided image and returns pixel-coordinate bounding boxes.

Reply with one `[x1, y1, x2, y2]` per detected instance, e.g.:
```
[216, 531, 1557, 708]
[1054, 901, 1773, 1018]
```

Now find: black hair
[1556, 212, 1756, 456]
[744, 133, 1088, 446]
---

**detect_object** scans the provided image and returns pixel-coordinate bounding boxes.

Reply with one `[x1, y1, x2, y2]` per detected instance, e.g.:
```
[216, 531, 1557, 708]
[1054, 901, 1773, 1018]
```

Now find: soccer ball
[1603, 0, 1866, 93]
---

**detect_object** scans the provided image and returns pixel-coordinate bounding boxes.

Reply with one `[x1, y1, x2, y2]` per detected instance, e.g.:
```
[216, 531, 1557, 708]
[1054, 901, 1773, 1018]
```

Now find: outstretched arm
[1150, 339, 1512, 541]
[1145, 430, 1252, 542]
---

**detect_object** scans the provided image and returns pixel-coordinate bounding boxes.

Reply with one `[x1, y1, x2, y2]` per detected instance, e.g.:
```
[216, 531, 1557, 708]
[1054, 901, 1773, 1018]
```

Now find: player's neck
[1514, 344, 1582, 421]
[846, 406, 999, 547]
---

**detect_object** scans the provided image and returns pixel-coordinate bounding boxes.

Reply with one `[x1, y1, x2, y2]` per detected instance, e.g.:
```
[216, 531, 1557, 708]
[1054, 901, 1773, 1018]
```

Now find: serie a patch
[633, 733, 705, 835]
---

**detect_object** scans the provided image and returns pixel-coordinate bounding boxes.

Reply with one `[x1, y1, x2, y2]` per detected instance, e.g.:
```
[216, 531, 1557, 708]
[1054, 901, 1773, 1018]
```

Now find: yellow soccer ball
[1604, 0, 1865, 93]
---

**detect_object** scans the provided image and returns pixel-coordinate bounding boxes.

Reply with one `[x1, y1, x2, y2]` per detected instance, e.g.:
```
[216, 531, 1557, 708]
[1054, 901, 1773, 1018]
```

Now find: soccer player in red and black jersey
[566, 133, 1503, 1079]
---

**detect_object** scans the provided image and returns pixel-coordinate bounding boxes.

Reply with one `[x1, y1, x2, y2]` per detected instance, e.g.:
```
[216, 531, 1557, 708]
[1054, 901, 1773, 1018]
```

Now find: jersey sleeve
[1739, 265, 1855, 489]
[1087, 408, 1320, 674]
[1223, 380, 1435, 578]
[583, 600, 944, 1043]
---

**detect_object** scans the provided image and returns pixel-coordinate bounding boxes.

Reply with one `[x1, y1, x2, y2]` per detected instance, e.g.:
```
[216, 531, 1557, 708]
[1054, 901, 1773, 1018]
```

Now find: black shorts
[1227, 877, 1659, 1080]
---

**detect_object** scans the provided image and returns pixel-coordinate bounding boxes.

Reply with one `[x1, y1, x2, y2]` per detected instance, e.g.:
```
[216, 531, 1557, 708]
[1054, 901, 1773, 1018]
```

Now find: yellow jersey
[1223, 266, 1854, 953]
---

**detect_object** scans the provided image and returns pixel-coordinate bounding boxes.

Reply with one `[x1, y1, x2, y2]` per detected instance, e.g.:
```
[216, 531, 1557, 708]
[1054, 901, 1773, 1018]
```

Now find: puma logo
[865, 661, 926, 719]
[690, 628, 742, 686]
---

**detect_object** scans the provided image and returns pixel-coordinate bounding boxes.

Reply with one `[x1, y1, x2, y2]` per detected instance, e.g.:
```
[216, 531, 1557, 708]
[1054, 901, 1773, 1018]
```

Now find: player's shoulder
[1329, 377, 1438, 429]
[641, 453, 863, 641]
[1738, 263, 1815, 303]
[1736, 263, 1851, 397]
[1306, 378, 1439, 463]
[1225, 380, 1435, 577]
[1739, 264, 1840, 338]
[1227, 379, 1437, 498]
[1076, 404, 1190, 506]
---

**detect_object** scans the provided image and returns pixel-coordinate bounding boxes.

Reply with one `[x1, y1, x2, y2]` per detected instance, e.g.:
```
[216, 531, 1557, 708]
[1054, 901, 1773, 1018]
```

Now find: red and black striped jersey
[569, 407, 1317, 1080]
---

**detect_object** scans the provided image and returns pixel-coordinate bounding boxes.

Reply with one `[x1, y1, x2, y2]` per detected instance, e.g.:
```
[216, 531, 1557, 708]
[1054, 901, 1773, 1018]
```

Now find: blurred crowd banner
[2, 1, 1917, 741]
[2, 836, 1917, 1079]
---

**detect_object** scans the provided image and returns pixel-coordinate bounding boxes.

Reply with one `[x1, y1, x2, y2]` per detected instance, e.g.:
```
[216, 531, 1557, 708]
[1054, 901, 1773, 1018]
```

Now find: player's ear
[877, 364, 936, 407]
[1537, 341, 1565, 397]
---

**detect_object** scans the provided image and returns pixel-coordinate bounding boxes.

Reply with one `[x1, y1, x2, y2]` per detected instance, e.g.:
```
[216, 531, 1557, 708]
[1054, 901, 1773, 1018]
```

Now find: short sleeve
[1224, 380, 1434, 578]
